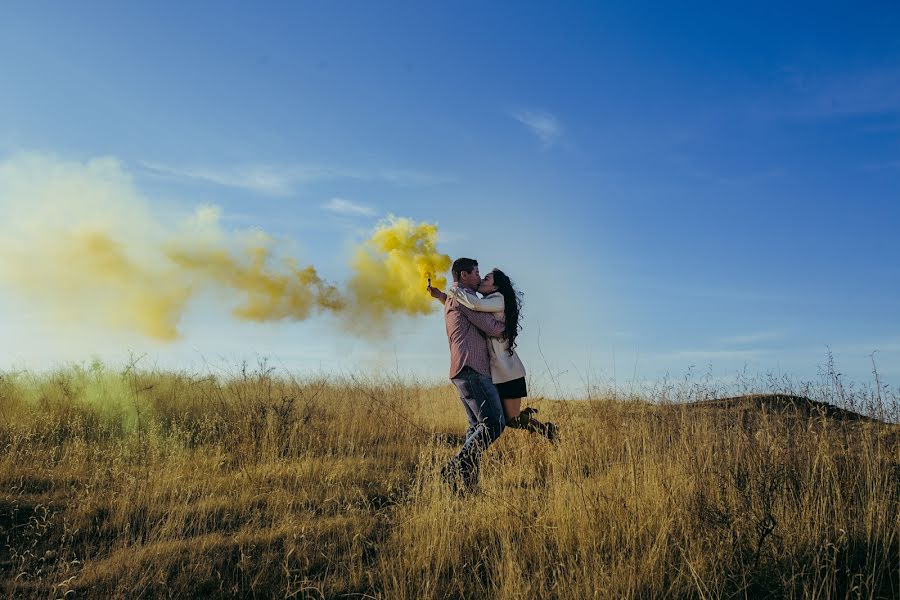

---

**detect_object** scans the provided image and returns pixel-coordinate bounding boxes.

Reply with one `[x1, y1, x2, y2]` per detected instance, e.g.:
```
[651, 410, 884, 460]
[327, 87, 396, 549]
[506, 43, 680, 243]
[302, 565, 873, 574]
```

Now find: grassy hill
[2, 364, 898, 598]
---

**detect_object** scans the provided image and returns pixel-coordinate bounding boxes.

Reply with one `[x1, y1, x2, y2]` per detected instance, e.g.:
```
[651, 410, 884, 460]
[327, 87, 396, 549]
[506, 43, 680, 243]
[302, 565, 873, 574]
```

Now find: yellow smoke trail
[164, 225, 346, 322]
[0, 153, 450, 341]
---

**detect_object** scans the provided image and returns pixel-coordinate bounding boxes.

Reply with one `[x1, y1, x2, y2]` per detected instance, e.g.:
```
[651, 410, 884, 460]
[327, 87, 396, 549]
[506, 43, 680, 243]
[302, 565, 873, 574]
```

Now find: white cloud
[322, 197, 376, 218]
[140, 161, 450, 195]
[512, 109, 563, 145]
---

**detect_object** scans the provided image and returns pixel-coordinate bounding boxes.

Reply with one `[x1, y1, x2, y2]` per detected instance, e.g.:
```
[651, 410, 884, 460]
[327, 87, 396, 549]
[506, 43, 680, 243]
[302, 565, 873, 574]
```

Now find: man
[429, 257, 507, 494]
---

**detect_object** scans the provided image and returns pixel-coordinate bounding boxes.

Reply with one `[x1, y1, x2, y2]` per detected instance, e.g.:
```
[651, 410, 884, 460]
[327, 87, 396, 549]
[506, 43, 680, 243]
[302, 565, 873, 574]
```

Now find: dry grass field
[2, 361, 899, 599]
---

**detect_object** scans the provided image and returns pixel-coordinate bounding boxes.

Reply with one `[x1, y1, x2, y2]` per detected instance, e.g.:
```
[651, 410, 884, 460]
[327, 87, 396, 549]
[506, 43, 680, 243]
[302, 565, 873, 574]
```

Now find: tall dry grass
[1, 359, 898, 598]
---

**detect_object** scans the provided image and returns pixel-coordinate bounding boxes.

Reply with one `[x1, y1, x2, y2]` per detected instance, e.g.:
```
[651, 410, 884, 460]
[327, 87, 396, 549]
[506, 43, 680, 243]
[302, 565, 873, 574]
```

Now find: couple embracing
[428, 257, 557, 495]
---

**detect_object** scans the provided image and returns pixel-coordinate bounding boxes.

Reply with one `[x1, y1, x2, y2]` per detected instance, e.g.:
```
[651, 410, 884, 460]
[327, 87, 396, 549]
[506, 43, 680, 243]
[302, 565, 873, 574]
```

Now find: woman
[433, 268, 557, 441]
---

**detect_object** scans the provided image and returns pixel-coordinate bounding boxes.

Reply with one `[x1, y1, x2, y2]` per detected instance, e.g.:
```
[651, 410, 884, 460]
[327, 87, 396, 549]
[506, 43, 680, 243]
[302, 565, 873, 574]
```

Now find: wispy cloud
[829, 340, 900, 354]
[775, 66, 900, 119]
[720, 330, 784, 345]
[139, 161, 451, 196]
[862, 159, 900, 171]
[636, 281, 809, 304]
[654, 349, 767, 362]
[378, 169, 454, 187]
[809, 68, 900, 117]
[685, 165, 787, 186]
[139, 161, 328, 195]
[321, 197, 376, 218]
[436, 229, 469, 244]
[856, 120, 900, 135]
[511, 109, 563, 146]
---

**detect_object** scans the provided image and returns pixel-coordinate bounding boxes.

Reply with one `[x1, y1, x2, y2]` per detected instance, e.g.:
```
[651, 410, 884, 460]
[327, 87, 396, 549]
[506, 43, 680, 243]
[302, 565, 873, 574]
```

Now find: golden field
[1, 361, 898, 599]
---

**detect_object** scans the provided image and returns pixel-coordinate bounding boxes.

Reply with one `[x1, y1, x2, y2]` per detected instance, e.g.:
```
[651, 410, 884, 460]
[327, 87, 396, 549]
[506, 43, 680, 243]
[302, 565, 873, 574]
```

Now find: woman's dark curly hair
[490, 268, 522, 356]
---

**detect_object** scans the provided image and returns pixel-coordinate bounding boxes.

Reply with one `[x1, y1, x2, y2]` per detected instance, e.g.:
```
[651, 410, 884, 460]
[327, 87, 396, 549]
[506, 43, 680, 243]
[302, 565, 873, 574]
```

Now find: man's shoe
[441, 462, 473, 497]
[543, 422, 560, 444]
[440, 462, 460, 495]
[441, 460, 480, 497]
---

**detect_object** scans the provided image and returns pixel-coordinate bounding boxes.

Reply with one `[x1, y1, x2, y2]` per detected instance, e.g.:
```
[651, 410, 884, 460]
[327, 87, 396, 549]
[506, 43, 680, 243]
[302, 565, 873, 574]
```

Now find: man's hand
[427, 285, 447, 303]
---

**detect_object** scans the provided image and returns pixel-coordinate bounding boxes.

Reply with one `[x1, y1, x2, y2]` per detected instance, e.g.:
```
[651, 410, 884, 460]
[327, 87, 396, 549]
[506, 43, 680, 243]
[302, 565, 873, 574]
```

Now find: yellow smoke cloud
[66, 230, 191, 340]
[347, 216, 451, 326]
[0, 154, 192, 340]
[0, 153, 451, 341]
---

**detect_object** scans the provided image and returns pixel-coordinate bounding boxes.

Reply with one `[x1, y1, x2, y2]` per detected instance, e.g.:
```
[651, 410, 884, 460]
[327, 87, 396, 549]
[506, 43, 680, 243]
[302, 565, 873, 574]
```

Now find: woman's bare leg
[503, 398, 522, 421]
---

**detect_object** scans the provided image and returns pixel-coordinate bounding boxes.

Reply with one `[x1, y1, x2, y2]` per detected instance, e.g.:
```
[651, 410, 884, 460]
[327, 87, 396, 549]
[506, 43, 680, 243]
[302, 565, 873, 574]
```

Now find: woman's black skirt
[495, 377, 527, 400]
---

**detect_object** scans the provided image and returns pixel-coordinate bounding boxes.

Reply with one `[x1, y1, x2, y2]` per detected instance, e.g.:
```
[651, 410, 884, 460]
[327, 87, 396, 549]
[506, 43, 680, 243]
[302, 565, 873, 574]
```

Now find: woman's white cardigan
[449, 288, 526, 385]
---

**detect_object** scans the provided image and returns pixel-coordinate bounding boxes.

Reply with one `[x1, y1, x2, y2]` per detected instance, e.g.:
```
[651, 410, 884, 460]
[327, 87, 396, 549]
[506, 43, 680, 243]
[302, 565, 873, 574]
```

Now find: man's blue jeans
[447, 367, 506, 486]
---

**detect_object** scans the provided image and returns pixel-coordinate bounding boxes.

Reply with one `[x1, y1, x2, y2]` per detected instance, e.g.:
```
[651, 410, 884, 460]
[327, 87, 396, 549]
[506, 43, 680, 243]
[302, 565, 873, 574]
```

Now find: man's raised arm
[458, 304, 505, 337]
[427, 286, 448, 303]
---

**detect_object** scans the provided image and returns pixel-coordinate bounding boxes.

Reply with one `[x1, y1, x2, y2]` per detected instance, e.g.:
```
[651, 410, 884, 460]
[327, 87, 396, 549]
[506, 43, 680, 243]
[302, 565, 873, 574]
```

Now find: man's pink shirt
[443, 290, 505, 379]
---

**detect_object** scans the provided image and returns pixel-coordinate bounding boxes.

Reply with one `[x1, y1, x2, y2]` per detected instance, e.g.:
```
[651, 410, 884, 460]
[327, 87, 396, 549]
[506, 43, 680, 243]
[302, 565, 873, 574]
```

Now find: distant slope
[681, 393, 883, 423]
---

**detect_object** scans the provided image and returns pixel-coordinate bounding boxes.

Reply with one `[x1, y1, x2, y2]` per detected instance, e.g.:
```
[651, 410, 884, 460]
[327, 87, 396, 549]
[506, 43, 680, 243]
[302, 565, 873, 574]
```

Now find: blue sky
[1, 2, 899, 395]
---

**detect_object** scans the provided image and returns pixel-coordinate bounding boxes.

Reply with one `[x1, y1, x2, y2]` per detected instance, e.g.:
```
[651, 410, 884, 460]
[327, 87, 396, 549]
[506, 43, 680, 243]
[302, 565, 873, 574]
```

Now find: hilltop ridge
[682, 393, 883, 422]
